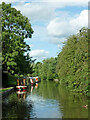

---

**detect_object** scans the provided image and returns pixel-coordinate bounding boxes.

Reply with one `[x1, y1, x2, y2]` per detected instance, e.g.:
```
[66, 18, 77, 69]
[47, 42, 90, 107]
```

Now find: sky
[1, 0, 89, 62]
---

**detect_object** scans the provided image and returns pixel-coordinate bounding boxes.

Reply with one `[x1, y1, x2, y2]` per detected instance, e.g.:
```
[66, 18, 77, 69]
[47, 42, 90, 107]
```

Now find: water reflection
[2, 92, 32, 119]
[31, 85, 34, 93]
[2, 81, 88, 119]
[26, 93, 62, 118]
[37, 81, 88, 118]
[17, 91, 27, 100]
[35, 83, 38, 89]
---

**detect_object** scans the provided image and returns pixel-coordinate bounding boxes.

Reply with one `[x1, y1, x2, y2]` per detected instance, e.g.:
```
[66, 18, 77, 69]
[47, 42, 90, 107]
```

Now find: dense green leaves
[56, 27, 88, 94]
[2, 2, 34, 75]
[32, 57, 58, 80]
[2, 2, 34, 87]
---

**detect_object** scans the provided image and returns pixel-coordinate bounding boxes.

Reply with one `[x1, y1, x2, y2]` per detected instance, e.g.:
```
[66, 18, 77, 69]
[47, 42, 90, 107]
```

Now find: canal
[2, 81, 88, 119]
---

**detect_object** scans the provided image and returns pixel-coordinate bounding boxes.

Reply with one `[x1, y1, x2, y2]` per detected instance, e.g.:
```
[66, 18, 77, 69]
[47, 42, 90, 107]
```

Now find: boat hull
[16, 86, 27, 92]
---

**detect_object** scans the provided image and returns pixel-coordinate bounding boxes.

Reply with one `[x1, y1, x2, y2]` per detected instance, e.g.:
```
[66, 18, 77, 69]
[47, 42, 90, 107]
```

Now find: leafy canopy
[2, 2, 34, 75]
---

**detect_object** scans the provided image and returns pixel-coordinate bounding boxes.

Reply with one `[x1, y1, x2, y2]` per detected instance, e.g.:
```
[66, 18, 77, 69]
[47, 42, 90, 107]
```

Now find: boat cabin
[16, 77, 27, 91]
[17, 78, 27, 86]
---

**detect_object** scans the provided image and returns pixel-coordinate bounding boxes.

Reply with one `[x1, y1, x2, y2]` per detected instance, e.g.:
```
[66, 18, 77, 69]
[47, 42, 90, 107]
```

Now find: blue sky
[1, 0, 88, 62]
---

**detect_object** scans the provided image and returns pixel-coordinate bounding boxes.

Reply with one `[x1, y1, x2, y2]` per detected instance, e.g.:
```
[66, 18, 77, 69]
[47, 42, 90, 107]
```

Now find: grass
[0, 87, 13, 93]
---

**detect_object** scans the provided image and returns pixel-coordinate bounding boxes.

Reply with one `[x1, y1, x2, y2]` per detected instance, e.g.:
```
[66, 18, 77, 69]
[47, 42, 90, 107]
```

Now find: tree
[56, 28, 88, 94]
[32, 62, 42, 77]
[33, 57, 58, 80]
[2, 2, 34, 75]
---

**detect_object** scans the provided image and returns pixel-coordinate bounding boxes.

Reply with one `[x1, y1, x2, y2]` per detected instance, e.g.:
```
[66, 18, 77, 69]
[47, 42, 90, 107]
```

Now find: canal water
[2, 81, 88, 119]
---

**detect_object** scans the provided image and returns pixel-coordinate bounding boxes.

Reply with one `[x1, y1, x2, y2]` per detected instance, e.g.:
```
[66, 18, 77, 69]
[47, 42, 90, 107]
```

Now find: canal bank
[0, 87, 15, 99]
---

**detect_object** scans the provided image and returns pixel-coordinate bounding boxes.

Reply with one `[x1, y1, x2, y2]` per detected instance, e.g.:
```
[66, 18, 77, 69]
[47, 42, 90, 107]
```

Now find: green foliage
[2, 73, 16, 87]
[32, 62, 42, 77]
[0, 87, 13, 93]
[32, 57, 58, 80]
[56, 27, 88, 94]
[1, 2, 34, 87]
[2, 2, 34, 75]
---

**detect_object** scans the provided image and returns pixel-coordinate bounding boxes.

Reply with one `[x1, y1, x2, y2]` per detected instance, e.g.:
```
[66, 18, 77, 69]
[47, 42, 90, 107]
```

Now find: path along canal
[2, 81, 88, 119]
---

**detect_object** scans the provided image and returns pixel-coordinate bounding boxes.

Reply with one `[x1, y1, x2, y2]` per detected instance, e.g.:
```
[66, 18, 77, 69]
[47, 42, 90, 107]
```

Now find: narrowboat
[29, 76, 41, 85]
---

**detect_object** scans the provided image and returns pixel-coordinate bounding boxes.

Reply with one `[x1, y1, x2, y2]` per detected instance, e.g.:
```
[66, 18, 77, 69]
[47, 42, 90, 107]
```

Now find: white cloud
[41, 0, 89, 3]
[47, 10, 88, 39]
[12, 0, 88, 23]
[0, 0, 25, 3]
[47, 18, 72, 37]
[48, 37, 66, 44]
[1, 0, 89, 5]
[70, 10, 88, 30]
[33, 0, 89, 7]
[13, 3, 55, 22]
[29, 49, 49, 60]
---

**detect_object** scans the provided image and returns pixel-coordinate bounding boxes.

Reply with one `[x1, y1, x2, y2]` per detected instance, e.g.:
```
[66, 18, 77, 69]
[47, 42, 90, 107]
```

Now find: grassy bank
[0, 87, 13, 93]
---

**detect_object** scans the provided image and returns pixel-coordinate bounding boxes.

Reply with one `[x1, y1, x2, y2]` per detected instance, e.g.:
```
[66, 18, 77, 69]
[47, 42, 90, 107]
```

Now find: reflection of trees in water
[35, 81, 88, 118]
[35, 81, 59, 99]
[2, 81, 88, 119]
[57, 85, 88, 118]
[2, 92, 33, 119]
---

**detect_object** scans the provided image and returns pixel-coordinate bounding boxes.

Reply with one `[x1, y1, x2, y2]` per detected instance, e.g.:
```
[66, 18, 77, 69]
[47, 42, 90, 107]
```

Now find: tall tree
[56, 27, 88, 94]
[2, 2, 34, 75]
